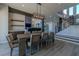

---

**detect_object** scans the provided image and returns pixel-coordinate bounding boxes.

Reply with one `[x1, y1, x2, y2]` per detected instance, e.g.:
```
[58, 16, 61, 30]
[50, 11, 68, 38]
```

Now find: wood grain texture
[0, 40, 79, 56]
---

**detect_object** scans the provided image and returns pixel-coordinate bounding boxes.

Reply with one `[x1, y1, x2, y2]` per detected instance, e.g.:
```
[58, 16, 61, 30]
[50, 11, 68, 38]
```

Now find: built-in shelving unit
[9, 13, 25, 30]
[8, 7, 44, 32]
[8, 7, 33, 31]
[11, 25, 24, 26]
[11, 20, 24, 22]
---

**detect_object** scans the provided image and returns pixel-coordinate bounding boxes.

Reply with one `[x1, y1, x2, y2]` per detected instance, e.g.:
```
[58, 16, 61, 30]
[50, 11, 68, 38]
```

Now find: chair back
[17, 33, 30, 41]
[9, 31, 24, 40]
[6, 33, 14, 48]
[30, 32, 41, 44]
[42, 32, 49, 40]
[49, 32, 54, 39]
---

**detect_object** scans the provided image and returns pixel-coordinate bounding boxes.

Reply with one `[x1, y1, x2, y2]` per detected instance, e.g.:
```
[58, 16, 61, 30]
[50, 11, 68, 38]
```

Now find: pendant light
[33, 3, 44, 19]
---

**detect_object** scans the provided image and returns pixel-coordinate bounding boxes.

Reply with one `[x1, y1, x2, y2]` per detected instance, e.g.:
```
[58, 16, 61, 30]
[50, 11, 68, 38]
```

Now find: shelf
[11, 25, 24, 27]
[11, 20, 24, 22]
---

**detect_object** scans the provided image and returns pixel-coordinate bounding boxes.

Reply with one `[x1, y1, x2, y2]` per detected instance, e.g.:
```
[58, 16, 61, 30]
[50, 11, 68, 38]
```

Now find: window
[69, 7, 73, 16]
[76, 4, 79, 14]
[63, 9, 67, 15]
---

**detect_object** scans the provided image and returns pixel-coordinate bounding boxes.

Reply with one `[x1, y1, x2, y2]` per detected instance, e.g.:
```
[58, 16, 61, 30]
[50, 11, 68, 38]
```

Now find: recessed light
[22, 4, 24, 7]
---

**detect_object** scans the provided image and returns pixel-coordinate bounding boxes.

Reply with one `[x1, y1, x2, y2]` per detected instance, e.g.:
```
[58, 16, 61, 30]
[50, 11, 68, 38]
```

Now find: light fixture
[33, 3, 44, 19]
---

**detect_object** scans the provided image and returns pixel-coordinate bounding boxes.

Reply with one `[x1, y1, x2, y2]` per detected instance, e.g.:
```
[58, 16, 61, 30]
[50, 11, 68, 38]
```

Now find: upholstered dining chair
[41, 32, 49, 48]
[6, 33, 18, 56]
[48, 32, 54, 45]
[17, 33, 30, 56]
[28, 32, 41, 55]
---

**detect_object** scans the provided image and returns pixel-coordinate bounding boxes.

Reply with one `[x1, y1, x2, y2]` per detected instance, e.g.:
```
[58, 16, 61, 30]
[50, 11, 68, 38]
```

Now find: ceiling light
[33, 3, 44, 19]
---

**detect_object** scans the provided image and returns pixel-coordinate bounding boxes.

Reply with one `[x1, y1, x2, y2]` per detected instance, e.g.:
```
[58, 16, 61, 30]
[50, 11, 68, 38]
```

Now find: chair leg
[50, 40, 52, 46]
[37, 44, 40, 51]
[10, 48, 13, 56]
[41, 42, 42, 48]
[53, 39, 55, 44]
[46, 41, 48, 46]
[30, 46, 32, 55]
[49, 39, 52, 45]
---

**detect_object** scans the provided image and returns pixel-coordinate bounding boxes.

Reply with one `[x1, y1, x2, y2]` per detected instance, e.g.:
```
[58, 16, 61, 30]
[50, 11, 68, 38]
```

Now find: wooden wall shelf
[9, 7, 33, 17]
[11, 25, 24, 26]
[11, 20, 24, 22]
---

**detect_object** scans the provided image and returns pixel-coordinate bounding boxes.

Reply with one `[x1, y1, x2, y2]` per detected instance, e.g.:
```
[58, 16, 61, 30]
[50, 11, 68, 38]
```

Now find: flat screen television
[25, 23, 31, 27]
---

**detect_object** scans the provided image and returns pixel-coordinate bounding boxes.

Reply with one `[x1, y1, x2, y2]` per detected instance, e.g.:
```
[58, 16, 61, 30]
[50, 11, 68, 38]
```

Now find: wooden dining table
[17, 34, 30, 56]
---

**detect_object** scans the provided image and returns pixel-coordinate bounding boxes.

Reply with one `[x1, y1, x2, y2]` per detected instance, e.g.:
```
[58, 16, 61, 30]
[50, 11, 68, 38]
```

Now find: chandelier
[33, 3, 44, 19]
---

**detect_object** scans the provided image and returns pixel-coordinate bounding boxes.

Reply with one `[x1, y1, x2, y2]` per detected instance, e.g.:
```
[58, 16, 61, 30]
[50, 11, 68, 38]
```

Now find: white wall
[0, 5, 8, 43]
[45, 22, 56, 32]
[44, 15, 59, 33]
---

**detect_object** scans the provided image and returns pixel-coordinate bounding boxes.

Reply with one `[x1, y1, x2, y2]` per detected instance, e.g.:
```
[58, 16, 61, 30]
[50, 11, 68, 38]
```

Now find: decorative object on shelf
[33, 3, 44, 19]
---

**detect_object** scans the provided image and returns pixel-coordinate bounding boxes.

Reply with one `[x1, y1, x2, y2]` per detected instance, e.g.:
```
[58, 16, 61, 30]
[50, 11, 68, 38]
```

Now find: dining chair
[6, 33, 18, 56]
[28, 32, 41, 55]
[41, 32, 49, 48]
[17, 33, 30, 56]
[48, 32, 54, 45]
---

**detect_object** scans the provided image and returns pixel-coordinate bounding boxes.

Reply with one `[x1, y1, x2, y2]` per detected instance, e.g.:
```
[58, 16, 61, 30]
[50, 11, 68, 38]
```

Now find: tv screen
[25, 23, 31, 27]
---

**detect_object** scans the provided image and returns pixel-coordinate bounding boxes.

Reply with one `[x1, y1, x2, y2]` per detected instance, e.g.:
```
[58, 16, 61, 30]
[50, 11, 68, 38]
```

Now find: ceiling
[5, 3, 77, 21]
